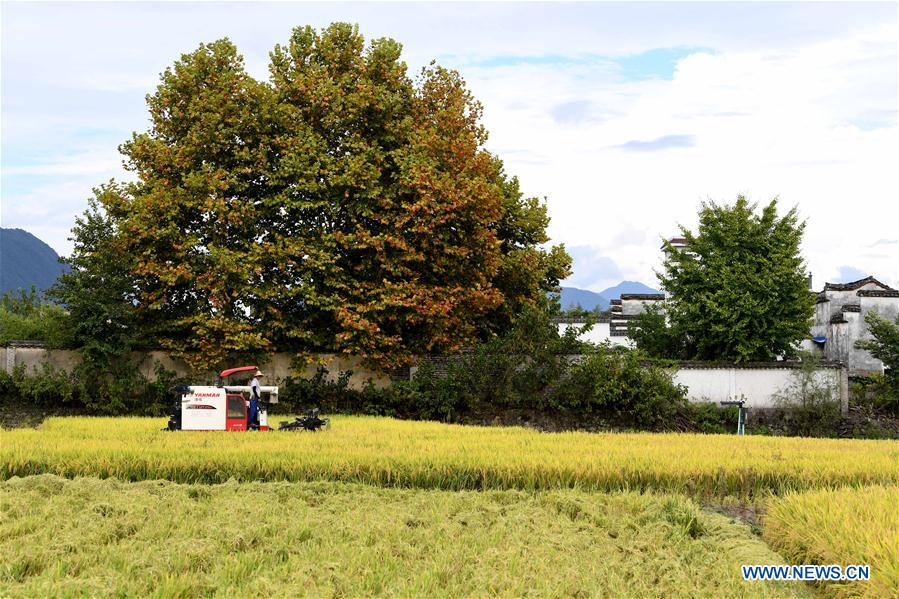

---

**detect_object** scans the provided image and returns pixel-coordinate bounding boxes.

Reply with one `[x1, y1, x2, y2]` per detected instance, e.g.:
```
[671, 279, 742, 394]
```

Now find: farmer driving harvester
[248, 369, 264, 430]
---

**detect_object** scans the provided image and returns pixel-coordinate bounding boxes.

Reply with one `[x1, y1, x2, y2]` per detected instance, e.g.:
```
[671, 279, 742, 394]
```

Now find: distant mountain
[556, 287, 610, 311]
[0, 228, 68, 294]
[598, 280, 661, 299]
[552, 281, 663, 312]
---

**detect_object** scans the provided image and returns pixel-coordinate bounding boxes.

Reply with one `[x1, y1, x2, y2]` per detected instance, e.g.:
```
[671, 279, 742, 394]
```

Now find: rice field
[0, 475, 809, 598]
[764, 485, 899, 597]
[2, 416, 896, 597]
[2, 416, 898, 497]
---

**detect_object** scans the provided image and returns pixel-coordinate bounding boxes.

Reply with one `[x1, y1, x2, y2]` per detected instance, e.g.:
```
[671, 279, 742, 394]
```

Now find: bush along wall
[0, 362, 185, 421]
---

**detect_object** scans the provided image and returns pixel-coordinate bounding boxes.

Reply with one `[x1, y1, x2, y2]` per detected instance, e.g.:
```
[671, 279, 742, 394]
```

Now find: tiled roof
[858, 290, 899, 298]
[620, 293, 665, 300]
[669, 360, 844, 370]
[3, 340, 47, 347]
[551, 317, 611, 324]
[841, 304, 861, 313]
[823, 276, 896, 292]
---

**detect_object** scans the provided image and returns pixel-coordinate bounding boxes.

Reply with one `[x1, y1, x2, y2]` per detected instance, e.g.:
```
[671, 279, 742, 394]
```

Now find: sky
[2, 1, 898, 291]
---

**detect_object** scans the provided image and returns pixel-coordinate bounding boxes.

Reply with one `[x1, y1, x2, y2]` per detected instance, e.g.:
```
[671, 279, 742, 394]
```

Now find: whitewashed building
[558, 274, 898, 376]
[810, 276, 899, 375]
[554, 293, 666, 347]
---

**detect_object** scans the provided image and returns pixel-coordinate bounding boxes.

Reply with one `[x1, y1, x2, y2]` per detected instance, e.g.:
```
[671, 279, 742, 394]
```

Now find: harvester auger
[279, 408, 330, 432]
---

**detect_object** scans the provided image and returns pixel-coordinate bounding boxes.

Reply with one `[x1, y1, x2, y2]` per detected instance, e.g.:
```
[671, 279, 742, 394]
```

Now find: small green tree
[855, 312, 899, 412]
[627, 302, 685, 359]
[772, 353, 841, 437]
[48, 190, 148, 414]
[856, 312, 899, 373]
[658, 196, 814, 361]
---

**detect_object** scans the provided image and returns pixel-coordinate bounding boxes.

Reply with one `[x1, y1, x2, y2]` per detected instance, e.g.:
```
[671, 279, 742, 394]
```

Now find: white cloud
[1, 3, 897, 288]
[462, 22, 899, 289]
[2, 148, 123, 177]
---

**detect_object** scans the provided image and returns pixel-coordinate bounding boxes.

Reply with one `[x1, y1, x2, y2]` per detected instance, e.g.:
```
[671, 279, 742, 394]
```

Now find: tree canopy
[636, 196, 814, 362]
[856, 312, 899, 380]
[57, 24, 570, 372]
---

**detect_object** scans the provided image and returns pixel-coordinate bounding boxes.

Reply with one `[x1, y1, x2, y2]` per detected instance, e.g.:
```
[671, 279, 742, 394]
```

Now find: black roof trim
[666, 360, 844, 370]
[3, 340, 47, 348]
[620, 293, 665, 300]
[823, 276, 896, 292]
[551, 317, 611, 324]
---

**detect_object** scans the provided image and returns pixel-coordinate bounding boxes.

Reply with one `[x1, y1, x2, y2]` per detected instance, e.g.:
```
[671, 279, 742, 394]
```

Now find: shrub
[1, 361, 183, 416]
[552, 347, 688, 429]
[772, 356, 841, 437]
[680, 402, 741, 434]
[276, 367, 357, 414]
[9, 364, 78, 406]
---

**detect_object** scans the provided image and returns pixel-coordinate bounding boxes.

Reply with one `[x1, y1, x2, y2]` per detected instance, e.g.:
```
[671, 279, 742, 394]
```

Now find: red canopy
[218, 366, 258, 378]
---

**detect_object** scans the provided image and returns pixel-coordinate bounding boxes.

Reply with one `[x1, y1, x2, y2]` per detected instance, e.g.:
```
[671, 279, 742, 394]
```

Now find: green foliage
[679, 403, 741, 434]
[7, 365, 77, 406]
[384, 304, 687, 429]
[397, 304, 589, 418]
[772, 356, 842, 437]
[487, 168, 572, 332]
[272, 303, 687, 430]
[558, 303, 606, 319]
[856, 311, 899, 371]
[658, 196, 814, 361]
[628, 302, 685, 359]
[852, 373, 899, 416]
[47, 192, 157, 414]
[62, 24, 569, 372]
[0, 289, 75, 348]
[552, 348, 688, 428]
[855, 312, 899, 413]
[277, 367, 359, 413]
[1, 363, 182, 417]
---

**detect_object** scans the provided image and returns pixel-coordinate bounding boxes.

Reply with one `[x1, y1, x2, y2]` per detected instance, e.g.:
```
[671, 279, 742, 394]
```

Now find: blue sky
[2, 2, 897, 289]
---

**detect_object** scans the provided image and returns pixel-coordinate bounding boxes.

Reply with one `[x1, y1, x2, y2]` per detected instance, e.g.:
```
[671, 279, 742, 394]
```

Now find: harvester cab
[166, 366, 279, 432]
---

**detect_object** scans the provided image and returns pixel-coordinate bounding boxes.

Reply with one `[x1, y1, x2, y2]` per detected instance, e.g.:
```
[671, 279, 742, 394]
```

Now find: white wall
[2, 346, 392, 390]
[557, 322, 631, 347]
[672, 366, 847, 412]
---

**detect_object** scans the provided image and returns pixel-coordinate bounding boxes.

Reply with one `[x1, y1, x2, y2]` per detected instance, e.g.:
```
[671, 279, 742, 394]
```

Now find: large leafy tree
[654, 196, 814, 362]
[60, 24, 569, 371]
[113, 39, 276, 370]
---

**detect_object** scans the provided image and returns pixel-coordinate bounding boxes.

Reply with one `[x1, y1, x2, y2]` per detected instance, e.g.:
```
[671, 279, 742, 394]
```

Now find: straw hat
[254, 369, 264, 377]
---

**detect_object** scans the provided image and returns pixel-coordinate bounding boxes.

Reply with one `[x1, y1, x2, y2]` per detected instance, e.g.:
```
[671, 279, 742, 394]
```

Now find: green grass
[0, 475, 810, 598]
[3, 416, 898, 498]
[764, 485, 899, 597]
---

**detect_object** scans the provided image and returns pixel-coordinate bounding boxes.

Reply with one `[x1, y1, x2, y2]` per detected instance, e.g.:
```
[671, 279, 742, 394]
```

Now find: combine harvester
[165, 366, 328, 432]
